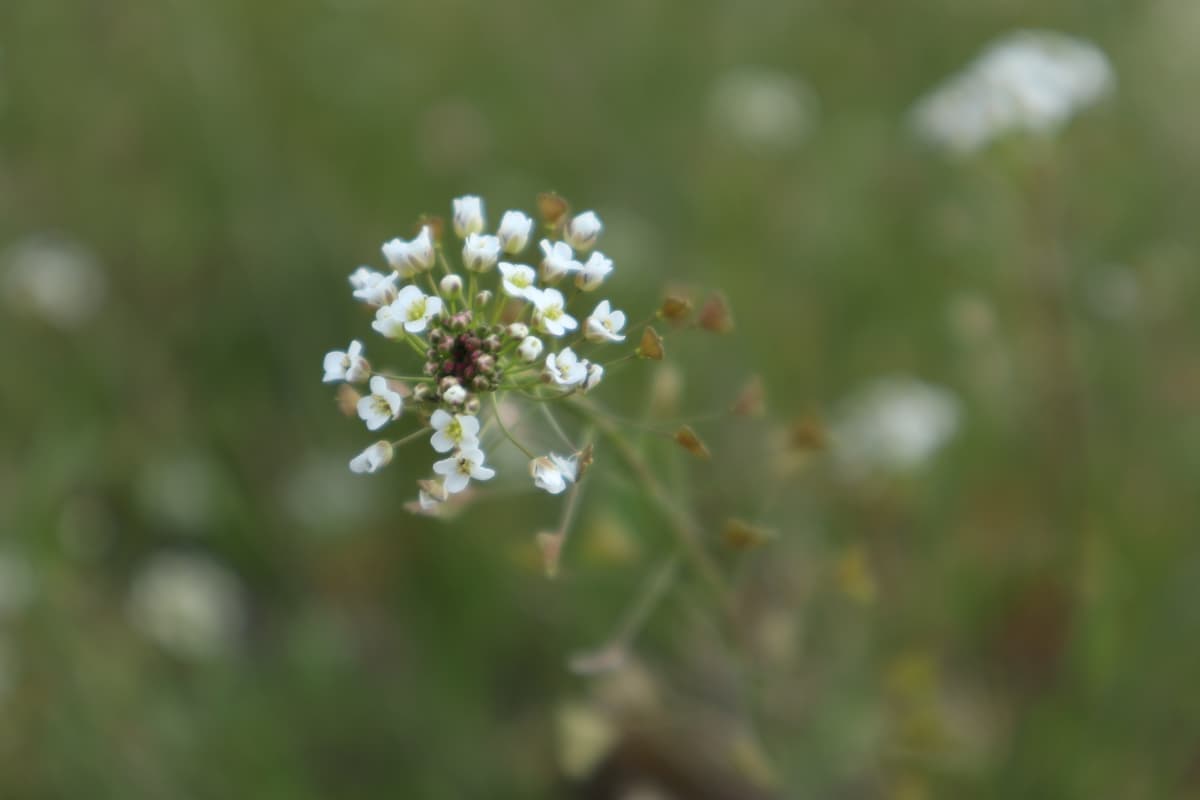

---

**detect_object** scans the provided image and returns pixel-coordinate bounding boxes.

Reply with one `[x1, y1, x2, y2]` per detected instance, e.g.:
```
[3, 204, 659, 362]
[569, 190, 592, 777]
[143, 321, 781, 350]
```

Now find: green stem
[491, 393, 535, 459]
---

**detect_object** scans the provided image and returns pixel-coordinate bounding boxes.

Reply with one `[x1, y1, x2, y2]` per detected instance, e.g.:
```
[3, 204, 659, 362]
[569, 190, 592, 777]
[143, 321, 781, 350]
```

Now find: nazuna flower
[585, 299, 626, 343]
[430, 409, 481, 453]
[350, 268, 398, 306]
[497, 210, 534, 254]
[582, 361, 604, 393]
[508, 322, 529, 339]
[462, 233, 501, 273]
[574, 251, 613, 291]
[440, 273, 463, 296]
[539, 239, 580, 283]
[323, 340, 370, 383]
[531, 287, 578, 337]
[382, 226, 436, 278]
[518, 335, 544, 362]
[498, 262, 538, 298]
[453, 195, 485, 238]
[530, 453, 579, 495]
[350, 440, 394, 474]
[545, 347, 588, 387]
[433, 447, 496, 494]
[374, 285, 443, 337]
[565, 211, 603, 251]
[357, 376, 403, 431]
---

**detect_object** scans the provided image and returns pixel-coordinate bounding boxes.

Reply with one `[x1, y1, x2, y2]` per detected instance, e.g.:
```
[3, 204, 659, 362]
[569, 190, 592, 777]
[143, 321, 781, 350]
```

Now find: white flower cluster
[322, 195, 630, 511]
[910, 30, 1114, 154]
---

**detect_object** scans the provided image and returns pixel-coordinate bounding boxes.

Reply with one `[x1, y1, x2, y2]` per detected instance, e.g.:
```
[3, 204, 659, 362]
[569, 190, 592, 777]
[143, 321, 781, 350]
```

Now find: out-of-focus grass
[2, 1, 1200, 797]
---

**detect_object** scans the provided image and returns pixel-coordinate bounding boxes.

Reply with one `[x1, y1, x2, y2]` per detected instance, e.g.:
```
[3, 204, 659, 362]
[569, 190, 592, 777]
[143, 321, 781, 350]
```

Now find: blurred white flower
[432, 447, 495, 493]
[349, 267, 398, 306]
[518, 335, 544, 362]
[582, 361, 604, 393]
[497, 210, 534, 254]
[443, 384, 467, 405]
[833, 377, 962, 477]
[462, 233, 501, 273]
[530, 453, 578, 495]
[708, 66, 818, 152]
[2, 235, 107, 329]
[323, 340, 370, 383]
[585, 299, 626, 343]
[452, 195, 486, 238]
[910, 30, 1114, 154]
[126, 552, 246, 660]
[373, 285, 443, 337]
[539, 239, 580, 283]
[350, 440, 394, 474]
[430, 410, 480, 453]
[531, 287, 577, 337]
[381, 226, 435, 278]
[545, 347, 587, 387]
[574, 251, 613, 292]
[498, 262, 537, 298]
[565, 211, 603, 251]
[357, 376, 403, 431]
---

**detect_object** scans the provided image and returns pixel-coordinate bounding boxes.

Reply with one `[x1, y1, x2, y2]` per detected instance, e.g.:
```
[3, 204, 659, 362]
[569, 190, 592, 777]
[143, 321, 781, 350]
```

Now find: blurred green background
[3, 0, 1200, 797]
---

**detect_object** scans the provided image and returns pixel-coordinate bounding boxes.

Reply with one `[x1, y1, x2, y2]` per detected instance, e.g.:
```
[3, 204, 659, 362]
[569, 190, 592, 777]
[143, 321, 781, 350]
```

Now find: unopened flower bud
[350, 441, 393, 474]
[476, 354, 495, 373]
[443, 384, 467, 405]
[464, 395, 481, 415]
[582, 361, 604, 392]
[412, 383, 432, 403]
[472, 375, 491, 391]
[475, 289, 493, 307]
[424, 361, 437, 375]
[518, 335, 544, 362]
[440, 274, 463, 296]
[483, 334, 502, 351]
[439, 376, 460, 392]
[508, 322, 529, 339]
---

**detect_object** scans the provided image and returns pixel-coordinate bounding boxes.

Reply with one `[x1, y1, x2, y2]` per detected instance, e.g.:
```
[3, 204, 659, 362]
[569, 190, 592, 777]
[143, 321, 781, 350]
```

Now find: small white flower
[539, 239, 580, 283]
[418, 487, 442, 511]
[585, 299, 626, 342]
[574, 251, 613, 291]
[462, 233, 501, 273]
[544, 347, 587, 387]
[350, 441, 394, 474]
[356, 376, 403, 431]
[518, 335, 544, 362]
[528, 455, 572, 495]
[531, 287, 578, 337]
[432, 447, 495, 494]
[430, 409, 480, 453]
[498, 262, 538, 298]
[582, 361, 604, 392]
[350, 268, 399, 306]
[497, 210, 534, 254]
[374, 285, 443, 337]
[443, 384, 467, 405]
[381, 226, 436, 278]
[452, 195, 485, 238]
[323, 340, 370, 383]
[565, 211, 603, 251]
[508, 322, 529, 339]
[440, 274, 463, 296]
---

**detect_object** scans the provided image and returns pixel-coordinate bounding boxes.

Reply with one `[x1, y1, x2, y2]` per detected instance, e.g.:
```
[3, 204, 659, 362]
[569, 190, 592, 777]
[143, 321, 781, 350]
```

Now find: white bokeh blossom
[382, 226, 436, 278]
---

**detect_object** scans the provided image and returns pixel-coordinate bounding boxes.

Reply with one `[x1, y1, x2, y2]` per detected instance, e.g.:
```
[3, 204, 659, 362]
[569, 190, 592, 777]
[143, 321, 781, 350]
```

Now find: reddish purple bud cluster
[425, 311, 506, 399]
